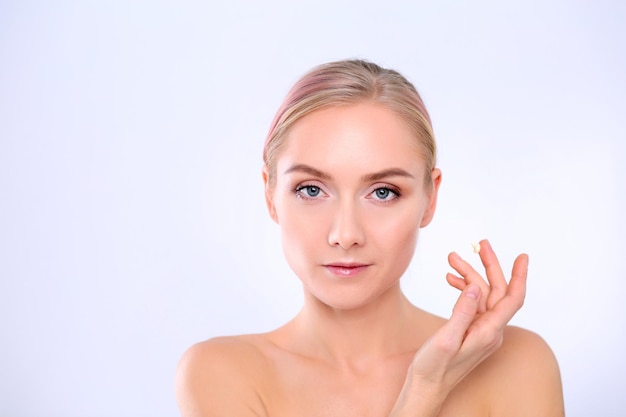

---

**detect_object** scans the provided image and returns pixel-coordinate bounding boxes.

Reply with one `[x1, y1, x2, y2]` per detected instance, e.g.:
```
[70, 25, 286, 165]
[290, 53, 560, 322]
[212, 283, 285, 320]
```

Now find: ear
[262, 166, 279, 223]
[420, 168, 442, 228]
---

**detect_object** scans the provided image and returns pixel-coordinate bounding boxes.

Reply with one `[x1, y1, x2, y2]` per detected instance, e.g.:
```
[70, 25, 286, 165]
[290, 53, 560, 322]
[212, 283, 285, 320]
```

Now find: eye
[369, 187, 399, 201]
[295, 184, 324, 199]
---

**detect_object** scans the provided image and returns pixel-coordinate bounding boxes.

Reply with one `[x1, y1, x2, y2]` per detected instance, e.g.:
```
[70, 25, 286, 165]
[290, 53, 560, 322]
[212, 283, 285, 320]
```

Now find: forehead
[277, 103, 425, 178]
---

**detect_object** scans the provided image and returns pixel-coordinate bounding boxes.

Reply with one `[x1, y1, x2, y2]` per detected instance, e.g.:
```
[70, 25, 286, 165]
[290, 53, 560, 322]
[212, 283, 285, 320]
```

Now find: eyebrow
[362, 168, 414, 182]
[283, 164, 332, 179]
[283, 164, 414, 181]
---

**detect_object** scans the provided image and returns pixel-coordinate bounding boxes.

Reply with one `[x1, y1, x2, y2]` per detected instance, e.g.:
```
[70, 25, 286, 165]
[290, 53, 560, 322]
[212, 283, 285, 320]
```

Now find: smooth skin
[175, 103, 564, 417]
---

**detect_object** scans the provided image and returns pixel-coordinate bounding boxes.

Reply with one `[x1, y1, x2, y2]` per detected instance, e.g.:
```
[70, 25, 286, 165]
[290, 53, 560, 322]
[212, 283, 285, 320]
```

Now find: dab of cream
[472, 242, 481, 254]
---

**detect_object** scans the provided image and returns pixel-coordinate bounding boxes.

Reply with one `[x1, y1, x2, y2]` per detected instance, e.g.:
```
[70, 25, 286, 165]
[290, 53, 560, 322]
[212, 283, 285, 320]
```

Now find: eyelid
[368, 182, 401, 194]
[294, 180, 329, 200]
[366, 184, 401, 202]
[294, 179, 326, 190]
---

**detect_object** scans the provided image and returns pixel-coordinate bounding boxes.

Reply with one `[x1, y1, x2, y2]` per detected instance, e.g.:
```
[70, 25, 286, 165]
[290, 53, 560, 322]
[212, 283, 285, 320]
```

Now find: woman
[175, 59, 564, 416]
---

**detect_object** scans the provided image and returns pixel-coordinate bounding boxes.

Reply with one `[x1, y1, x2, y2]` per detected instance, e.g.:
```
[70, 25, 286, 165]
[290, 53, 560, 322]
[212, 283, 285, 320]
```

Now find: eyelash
[369, 186, 401, 202]
[293, 184, 401, 203]
[294, 184, 325, 200]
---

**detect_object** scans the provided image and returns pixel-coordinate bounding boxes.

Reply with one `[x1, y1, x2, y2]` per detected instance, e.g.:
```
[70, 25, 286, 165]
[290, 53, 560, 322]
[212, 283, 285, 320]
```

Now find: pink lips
[324, 263, 370, 277]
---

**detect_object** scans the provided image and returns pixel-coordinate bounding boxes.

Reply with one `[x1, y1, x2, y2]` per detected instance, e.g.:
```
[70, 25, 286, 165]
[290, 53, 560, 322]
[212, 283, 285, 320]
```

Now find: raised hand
[389, 239, 528, 417]
[446, 239, 527, 315]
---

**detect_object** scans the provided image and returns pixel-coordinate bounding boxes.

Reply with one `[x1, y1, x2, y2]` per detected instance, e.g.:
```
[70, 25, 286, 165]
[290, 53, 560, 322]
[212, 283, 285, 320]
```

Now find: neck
[288, 283, 420, 367]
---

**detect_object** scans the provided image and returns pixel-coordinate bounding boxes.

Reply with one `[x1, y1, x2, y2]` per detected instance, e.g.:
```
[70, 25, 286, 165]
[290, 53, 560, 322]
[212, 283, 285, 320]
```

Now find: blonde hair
[263, 59, 436, 188]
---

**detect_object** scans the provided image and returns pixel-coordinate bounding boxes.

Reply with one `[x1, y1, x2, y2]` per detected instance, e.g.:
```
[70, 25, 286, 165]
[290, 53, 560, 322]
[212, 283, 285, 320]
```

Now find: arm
[447, 240, 564, 415]
[389, 239, 531, 417]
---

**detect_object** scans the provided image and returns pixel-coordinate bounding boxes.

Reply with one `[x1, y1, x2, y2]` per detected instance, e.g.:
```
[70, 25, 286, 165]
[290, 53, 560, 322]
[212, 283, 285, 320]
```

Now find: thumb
[439, 285, 481, 348]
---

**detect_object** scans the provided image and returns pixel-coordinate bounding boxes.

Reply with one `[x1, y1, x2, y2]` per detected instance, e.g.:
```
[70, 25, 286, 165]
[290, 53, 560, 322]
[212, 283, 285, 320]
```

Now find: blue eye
[304, 186, 321, 197]
[371, 187, 399, 201]
[295, 185, 322, 199]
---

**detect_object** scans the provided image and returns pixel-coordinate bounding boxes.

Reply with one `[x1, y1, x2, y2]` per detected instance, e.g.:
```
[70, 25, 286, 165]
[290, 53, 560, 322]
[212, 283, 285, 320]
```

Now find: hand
[389, 239, 528, 416]
[446, 239, 526, 315]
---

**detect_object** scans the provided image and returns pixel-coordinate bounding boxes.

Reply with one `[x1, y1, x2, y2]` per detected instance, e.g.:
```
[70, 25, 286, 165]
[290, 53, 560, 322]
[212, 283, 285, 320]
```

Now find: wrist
[388, 373, 448, 417]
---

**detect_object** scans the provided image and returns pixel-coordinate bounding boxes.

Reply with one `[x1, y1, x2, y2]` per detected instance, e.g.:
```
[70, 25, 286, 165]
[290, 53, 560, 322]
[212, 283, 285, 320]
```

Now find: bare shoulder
[175, 335, 270, 417]
[481, 326, 565, 416]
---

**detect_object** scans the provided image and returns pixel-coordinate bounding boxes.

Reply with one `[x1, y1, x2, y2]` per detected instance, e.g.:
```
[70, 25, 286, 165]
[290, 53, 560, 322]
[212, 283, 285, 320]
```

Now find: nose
[327, 199, 365, 249]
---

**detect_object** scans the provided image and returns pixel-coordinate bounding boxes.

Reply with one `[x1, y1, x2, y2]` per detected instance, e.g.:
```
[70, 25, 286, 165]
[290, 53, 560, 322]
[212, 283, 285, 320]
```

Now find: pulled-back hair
[263, 59, 436, 188]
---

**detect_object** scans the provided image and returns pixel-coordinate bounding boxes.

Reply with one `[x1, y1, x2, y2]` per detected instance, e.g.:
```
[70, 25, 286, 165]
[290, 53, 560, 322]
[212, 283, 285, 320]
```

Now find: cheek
[277, 200, 329, 256]
[370, 204, 421, 255]
[278, 206, 335, 283]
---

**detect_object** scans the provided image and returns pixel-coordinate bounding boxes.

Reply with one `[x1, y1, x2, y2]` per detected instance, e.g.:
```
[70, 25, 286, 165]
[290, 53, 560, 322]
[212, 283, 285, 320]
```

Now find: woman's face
[264, 102, 441, 310]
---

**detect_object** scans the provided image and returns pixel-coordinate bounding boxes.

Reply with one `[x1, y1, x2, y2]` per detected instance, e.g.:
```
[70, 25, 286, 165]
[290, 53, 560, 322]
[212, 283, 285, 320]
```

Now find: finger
[510, 253, 529, 291]
[446, 273, 488, 314]
[437, 284, 482, 351]
[446, 272, 467, 291]
[506, 253, 528, 307]
[489, 253, 528, 319]
[448, 251, 488, 290]
[477, 239, 508, 310]
[448, 252, 489, 312]
[472, 254, 528, 330]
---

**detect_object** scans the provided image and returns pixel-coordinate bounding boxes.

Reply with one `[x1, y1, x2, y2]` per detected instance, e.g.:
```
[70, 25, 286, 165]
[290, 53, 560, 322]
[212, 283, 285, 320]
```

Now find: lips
[323, 262, 370, 277]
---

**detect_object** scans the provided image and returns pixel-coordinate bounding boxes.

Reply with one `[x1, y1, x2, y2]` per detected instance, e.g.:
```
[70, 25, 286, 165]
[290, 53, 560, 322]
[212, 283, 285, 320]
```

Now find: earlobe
[262, 166, 279, 223]
[420, 168, 442, 228]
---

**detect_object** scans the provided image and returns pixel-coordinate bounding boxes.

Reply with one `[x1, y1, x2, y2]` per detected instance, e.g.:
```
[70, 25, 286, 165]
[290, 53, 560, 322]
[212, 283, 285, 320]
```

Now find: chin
[303, 280, 400, 311]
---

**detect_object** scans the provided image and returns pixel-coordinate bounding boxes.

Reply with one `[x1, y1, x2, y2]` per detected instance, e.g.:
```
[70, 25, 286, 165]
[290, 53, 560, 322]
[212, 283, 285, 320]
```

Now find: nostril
[327, 207, 365, 249]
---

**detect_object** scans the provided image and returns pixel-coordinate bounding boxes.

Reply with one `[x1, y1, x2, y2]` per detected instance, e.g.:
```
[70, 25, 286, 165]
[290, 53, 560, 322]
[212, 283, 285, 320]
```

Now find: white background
[1, 1, 624, 416]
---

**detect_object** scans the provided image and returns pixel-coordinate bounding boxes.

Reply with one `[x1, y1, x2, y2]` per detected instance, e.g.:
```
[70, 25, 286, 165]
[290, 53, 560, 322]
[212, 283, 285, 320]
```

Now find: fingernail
[466, 285, 480, 300]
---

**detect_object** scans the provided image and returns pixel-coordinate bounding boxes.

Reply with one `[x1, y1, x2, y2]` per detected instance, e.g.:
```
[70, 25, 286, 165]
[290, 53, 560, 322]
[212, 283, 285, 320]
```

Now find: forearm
[388, 374, 449, 417]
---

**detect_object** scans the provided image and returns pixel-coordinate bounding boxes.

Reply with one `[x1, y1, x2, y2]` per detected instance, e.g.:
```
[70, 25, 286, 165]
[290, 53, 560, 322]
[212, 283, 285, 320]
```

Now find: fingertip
[479, 239, 493, 254]
[449, 284, 482, 333]
[465, 284, 481, 300]
[446, 273, 467, 291]
[521, 253, 529, 264]
[447, 251, 463, 269]
[514, 253, 530, 270]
